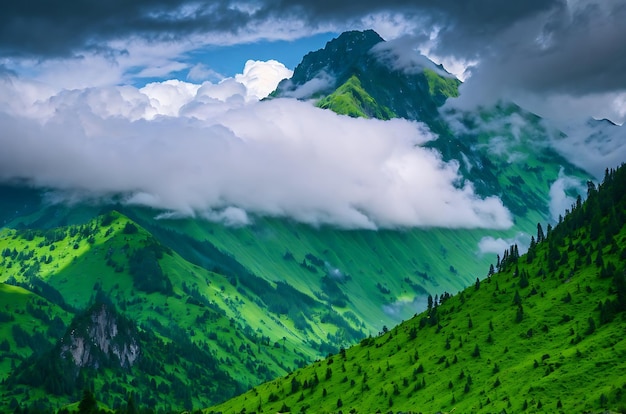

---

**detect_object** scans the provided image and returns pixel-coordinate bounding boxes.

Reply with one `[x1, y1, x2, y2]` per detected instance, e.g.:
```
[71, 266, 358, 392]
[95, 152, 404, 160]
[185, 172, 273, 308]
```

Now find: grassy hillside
[124, 207, 501, 330]
[0, 185, 565, 412]
[208, 165, 626, 413]
[0, 283, 72, 380]
[316, 75, 396, 119]
[0, 212, 327, 411]
[0, 149, 590, 411]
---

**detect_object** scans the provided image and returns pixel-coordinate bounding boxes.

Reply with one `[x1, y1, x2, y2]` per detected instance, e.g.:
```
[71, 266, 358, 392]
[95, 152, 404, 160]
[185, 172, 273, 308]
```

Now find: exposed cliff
[60, 302, 140, 370]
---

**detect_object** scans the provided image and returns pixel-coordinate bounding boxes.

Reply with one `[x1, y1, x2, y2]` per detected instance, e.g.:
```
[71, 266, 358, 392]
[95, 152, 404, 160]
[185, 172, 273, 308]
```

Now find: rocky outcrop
[60, 302, 140, 370]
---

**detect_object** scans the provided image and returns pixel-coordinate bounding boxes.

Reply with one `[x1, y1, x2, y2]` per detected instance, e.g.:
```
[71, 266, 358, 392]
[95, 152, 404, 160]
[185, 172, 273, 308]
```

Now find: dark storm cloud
[451, 0, 626, 99]
[7, 0, 623, 101]
[267, 0, 626, 102]
[0, 0, 253, 57]
[0, 0, 559, 58]
[259, 0, 557, 25]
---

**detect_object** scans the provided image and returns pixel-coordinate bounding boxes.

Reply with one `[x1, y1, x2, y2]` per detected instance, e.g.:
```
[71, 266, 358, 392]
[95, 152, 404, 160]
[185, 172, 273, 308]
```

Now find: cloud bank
[0, 64, 512, 230]
[436, 1, 626, 124]
[549, 119, 626, 179]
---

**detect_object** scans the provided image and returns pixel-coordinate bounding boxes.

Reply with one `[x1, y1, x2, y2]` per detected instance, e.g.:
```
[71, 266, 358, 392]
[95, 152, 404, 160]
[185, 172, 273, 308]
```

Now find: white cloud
[277, 71, 336, 99]
[187, 64, 225, 82]
[371, 37, 454, 78]
[548, 168, 586, 221]
[0, 67, 513, 230]
[548, 118, 626, 180]
[235, 60, 293, 100]
[140, 80, 202, 118]
[478, 233, 530, 256]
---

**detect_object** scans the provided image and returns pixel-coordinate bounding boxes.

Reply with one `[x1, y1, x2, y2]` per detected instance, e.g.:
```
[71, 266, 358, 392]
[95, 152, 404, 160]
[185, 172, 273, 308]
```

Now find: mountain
[209, 164, 626, 413]
[0, 213, 249, 410]
[0, 30, 609, 412]
[273, 29, 459, 127]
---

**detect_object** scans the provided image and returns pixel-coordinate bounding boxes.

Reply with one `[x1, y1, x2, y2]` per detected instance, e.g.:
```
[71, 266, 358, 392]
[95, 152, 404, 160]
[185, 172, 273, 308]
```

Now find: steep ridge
[209, 164, 626, 413]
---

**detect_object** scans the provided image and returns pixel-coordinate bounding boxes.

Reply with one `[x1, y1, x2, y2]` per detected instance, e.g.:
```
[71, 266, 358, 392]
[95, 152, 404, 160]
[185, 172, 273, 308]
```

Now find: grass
[423, 68, 460, 99]
[126, 207, 507, 334]
[316, 75, 396, 120]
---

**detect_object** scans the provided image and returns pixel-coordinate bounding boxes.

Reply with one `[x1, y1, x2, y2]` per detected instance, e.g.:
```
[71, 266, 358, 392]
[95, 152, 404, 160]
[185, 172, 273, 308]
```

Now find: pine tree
[537, 223, 545, 243]
[519, 270, 529, 288]
[78, 389, 97, 414]
[515, 305, 524, 323]
[125, 393, 137, 414]
[471, 344, 480, 358]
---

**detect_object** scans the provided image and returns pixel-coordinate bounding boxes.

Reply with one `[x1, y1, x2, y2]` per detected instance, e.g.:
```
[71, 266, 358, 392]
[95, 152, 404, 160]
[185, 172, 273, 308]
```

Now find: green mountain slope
[0, 212, 325, 411]
[209, 164, 626, 413]
[0, 283, 72, 384]
[274, 29, 460, 128]
[316, 75, 395, 119]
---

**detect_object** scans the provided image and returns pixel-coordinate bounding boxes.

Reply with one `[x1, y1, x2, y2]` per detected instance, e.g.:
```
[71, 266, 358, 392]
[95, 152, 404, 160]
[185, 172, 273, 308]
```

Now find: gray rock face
[60, 303, 140, 370]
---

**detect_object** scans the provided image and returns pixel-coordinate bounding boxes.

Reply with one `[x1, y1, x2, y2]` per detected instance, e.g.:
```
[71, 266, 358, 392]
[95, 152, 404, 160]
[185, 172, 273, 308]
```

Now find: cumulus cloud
[478, 233, 531, 256]
[140, 80, 202, 118]
[0, 67, 512, 230]
[235, 60, 293, 100]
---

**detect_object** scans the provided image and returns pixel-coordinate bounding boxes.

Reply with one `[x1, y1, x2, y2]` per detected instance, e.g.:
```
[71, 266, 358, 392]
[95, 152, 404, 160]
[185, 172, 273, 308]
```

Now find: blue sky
[132, 32, 338, 85]
[189, 33, 338, 78]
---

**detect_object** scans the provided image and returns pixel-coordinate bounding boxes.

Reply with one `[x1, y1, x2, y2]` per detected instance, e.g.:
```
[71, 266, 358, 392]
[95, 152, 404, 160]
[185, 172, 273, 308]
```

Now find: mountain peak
[323, 29, 385, 53]
[275, 30, 385, 96]
[272, 29, 460, 124]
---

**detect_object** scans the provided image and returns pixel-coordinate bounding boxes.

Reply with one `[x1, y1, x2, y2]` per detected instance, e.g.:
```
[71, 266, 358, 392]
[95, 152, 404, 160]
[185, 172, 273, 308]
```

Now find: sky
[0, 0, 625, 229]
